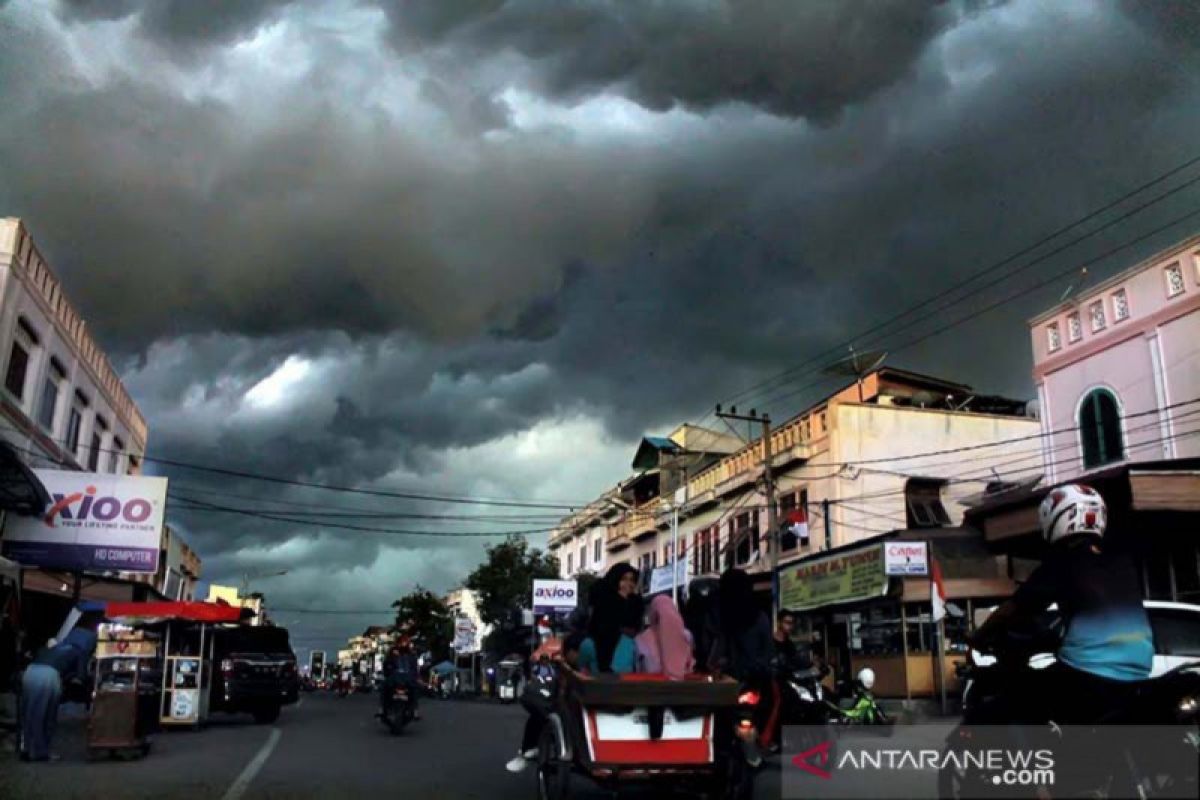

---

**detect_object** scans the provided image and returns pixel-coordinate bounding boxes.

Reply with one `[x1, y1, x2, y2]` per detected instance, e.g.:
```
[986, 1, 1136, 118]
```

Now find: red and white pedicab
[537, 665, 756, 800]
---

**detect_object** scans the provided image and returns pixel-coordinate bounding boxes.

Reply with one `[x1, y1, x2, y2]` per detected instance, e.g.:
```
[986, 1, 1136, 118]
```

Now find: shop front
[778, 529, 1014, 701]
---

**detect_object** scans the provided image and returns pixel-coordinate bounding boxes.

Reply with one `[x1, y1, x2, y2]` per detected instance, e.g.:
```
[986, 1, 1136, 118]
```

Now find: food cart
[88, 624, 161, 760]
[497, 656, 524, 703]
[101, 601, 250, 730]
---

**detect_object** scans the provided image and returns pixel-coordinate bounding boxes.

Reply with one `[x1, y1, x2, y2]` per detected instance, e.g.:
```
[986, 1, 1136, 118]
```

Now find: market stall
[88, 623, 162, 759]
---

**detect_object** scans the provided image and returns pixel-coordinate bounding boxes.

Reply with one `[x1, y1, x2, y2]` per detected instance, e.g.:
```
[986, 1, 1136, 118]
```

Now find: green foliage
[391, 585, 453, 660]
[465, 534, 559, 629]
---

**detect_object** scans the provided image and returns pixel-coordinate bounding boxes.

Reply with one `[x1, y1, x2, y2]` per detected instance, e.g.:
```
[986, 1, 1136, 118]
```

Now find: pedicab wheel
[536, 722, 571, 800]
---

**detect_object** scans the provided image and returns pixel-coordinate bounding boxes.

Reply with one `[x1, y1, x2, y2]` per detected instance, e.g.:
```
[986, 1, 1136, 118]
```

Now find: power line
[706, 153, 1200, 418]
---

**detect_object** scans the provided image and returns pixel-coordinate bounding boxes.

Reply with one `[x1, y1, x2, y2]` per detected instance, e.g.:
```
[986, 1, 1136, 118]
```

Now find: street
[1, 693, 783, 799]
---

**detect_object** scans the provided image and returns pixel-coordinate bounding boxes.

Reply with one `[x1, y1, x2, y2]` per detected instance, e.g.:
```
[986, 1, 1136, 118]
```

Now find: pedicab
[535, 664, 758, 800]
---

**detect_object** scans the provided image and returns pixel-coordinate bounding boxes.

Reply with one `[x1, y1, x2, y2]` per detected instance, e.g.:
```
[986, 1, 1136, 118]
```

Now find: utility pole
[715, 406, 778, 617]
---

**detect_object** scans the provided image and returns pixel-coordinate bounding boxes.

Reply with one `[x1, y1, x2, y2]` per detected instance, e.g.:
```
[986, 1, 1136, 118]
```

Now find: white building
[0, 218, 147, 473]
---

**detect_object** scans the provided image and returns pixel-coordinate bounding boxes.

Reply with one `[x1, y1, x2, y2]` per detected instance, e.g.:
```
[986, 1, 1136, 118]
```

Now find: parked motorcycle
[827, 668, 892, 726]
[938, 634, 1200, 799]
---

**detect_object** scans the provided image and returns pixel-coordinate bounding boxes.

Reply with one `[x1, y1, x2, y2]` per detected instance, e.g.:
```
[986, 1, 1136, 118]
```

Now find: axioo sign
[532, 579, 578, 612]
[2, 470, 168, 573]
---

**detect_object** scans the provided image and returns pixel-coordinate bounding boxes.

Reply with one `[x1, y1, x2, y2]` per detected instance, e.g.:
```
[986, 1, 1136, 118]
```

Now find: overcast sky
[2, 0, 1198, 657]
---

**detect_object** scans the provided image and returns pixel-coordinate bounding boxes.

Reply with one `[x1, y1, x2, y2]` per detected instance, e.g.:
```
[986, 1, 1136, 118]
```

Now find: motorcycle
[826, 668, 892, 726]
[378, 678, 417, 735]
[938, 633, 1200, 799]
[781, 664, 833, 725]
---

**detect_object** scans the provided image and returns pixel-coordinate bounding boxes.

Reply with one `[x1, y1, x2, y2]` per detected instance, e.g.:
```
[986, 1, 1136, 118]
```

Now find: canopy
[101, 601, 252, 624]
[431, 661, 456, 675]
[0, 441, 51, 517]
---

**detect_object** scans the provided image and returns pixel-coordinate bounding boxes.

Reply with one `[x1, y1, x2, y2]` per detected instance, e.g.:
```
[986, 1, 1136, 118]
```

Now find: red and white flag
[930, 555, 947, 623]
[784, 508, 809, 544]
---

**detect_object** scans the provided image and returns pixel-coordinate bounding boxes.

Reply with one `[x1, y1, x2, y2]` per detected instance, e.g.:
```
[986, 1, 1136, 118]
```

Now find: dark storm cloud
[377, 0, 955, 121]
[58, 0, 294, 47]
[5, 0, 1200, 648]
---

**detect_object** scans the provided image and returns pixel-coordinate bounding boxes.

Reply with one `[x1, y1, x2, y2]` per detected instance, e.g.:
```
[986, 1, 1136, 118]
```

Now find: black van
[210, 626, 300, 724]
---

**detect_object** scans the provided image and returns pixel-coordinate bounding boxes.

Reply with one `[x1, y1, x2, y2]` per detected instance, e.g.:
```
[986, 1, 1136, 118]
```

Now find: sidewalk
[0, 702, 90, 763]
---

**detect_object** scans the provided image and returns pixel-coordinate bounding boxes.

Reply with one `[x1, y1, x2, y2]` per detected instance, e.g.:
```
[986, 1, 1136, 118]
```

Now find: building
[0, 218, 147, 475]
[206, 584, 269, 625]
[119, 525, 202, 601]
[1030, 233, 1200, 482]
[547, 424, 742, 580]
[969, 232, 1200, 605]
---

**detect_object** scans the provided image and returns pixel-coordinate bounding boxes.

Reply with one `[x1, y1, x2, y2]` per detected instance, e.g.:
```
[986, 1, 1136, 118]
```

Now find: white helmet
[857, 667, 876, 690]
[1038, 483, 1106, 545]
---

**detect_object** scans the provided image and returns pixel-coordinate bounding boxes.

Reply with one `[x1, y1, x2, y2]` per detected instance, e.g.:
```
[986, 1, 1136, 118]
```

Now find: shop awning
[0, 441, 51, 516]
[100, 600, 253, 624]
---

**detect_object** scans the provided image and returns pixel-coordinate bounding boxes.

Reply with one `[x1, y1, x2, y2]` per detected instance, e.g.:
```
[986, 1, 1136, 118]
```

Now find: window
[1046, 322, 1061, 353]
[818, 411, 827, 432]
[578, 544, 585, 571]
[566, 553, 573, 575]
[38, 357, 65, 431]
[66, 406, 83, 455]
[733, 511, 759, 566]
[1165, 262, 1185, 297]
[1066, 312, 1082, 343]
[87, 430, 102, 471]
[1149, 609, 1200, 658]
[108, 436, 123, 474]
[802, 418, 811, 440]
[1079, 388, 1124, 469]
[1112, 289, 1130, 322]
[693, 526, 716, 575]
[1089, 301, 1106, 333]
[5, 320, 36, 400]
[905, 479, 951, 529]
[593, 538, 602, 564]
[779, 490, 810, 551]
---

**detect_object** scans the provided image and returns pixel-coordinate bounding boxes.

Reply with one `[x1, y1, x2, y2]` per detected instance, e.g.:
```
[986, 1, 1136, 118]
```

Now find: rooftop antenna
[822, 347, 887, 402]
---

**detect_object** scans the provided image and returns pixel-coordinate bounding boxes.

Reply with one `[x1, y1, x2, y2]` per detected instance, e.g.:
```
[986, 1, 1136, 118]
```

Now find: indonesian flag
[930, 555, 947, 623]
[784, 508, 809, 544]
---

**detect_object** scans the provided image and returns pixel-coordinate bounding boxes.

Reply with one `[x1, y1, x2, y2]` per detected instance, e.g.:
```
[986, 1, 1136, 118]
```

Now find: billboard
[1, 470, 168, 573]
[532, 579, 578, 613]
[453, 616, 479, 653]
[779, 544, 889, 612]
[883, 541, 929, 576]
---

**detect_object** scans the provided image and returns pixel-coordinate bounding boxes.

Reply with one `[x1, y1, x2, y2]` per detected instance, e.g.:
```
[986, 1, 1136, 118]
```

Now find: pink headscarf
[635, 595, 695, 679]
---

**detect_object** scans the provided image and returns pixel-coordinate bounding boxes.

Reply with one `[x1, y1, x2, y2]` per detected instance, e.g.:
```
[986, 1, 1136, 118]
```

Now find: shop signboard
[532, 579, 578, 613]
[779, 544, 889, 612]
[1, 469, 168, 573]
[648, 554, 689, 595]
[884, 541, 929, 576]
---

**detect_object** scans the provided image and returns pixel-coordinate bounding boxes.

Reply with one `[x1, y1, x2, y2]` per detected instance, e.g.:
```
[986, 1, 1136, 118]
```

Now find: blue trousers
[20, 664, 62, 760]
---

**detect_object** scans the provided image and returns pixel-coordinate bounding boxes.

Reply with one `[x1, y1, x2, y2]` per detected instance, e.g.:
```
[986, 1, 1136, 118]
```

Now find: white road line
[221, 727, 282, 800]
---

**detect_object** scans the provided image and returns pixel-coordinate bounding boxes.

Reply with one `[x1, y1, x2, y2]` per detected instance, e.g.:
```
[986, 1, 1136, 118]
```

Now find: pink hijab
[635, 595, 695, 679]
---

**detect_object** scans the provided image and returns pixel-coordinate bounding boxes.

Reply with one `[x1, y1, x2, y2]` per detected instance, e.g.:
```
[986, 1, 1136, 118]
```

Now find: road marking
[221, 727, 281, 800]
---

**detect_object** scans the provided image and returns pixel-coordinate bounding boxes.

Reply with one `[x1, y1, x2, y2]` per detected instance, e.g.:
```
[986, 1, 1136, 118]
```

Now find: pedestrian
[578, 563, 642, 674]
[635, 594, 694, 679]
[20, 620, 98, 762]
[763, 609, 799, 752]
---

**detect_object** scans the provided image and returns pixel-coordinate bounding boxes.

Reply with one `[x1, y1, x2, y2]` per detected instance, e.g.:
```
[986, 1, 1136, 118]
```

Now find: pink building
[1031, 233, 1200, 483]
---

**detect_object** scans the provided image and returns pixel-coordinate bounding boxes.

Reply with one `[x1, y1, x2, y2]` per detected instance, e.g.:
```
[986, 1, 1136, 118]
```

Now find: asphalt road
[1, 692, 784, 799]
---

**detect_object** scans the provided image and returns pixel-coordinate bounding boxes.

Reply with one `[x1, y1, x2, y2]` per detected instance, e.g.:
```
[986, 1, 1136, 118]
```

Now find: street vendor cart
[87, 624, 161, 760]
[100, 601, 249, 730]
[535, 665, 754, 800]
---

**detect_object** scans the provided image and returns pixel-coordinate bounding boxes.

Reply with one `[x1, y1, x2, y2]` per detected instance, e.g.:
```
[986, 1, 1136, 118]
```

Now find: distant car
[976, 600, 1200, 678]
[210, 626, 300, 724]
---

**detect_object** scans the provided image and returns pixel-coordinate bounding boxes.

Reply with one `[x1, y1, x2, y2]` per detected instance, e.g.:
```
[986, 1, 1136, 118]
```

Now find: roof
[631, 436, 682, 470]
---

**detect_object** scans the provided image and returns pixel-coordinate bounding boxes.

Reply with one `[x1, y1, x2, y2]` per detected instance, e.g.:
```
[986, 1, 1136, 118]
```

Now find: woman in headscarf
[635, 595, 695, 679]
[710, 568, 772, 682]
[578, 563, 642, 674]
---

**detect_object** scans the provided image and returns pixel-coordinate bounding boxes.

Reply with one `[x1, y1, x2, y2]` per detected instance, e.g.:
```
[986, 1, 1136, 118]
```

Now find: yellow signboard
[779, 544, 889, 611]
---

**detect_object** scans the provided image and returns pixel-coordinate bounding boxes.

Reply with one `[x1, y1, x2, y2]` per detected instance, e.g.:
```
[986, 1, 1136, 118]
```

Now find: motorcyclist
[381, 637, 421, 721]
[969, 483, 1154, 724]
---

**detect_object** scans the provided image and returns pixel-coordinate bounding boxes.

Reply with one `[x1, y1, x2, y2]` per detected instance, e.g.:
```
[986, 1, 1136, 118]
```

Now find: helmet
[857, 667, 876, 690]
[1038, 484, 1106, 545]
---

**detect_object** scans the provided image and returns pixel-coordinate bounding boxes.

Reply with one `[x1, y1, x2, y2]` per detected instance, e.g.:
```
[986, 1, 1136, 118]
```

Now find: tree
[466, 535, 559, 655]
[391, 585, 453, 661]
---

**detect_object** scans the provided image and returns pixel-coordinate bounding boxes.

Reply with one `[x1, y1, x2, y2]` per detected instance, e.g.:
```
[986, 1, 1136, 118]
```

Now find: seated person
[578, 563, 642, 675]
[635, 594, 695, 679]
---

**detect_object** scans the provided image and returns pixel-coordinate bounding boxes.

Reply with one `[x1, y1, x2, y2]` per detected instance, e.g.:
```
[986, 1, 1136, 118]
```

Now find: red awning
[103, 601, 251, 624]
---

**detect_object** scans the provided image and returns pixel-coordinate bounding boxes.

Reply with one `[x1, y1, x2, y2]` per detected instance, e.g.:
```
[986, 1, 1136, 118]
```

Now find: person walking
[20, 624, 97, 762]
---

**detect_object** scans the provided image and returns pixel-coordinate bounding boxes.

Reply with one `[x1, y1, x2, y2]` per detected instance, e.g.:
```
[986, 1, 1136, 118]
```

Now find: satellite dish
[821, 348, 887, 402]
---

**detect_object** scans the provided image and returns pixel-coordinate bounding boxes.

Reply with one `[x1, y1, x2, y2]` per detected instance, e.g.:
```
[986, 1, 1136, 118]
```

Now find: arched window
[1079, 389, 1124, 469]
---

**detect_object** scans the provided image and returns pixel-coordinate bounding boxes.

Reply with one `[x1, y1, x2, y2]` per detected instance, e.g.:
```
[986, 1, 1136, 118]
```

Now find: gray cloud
[57, 0, 293, 47]
[376, 0, 956, 122]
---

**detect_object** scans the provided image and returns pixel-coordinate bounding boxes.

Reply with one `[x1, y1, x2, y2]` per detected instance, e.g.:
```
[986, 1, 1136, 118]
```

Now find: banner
[779, 544, 889, 612]
[1, 469, 168, 573]
[452, 616, 479, 653]
[648, 555, 689, 595]
[532, 579, 578, 613]
[883, 541, 928, 576]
